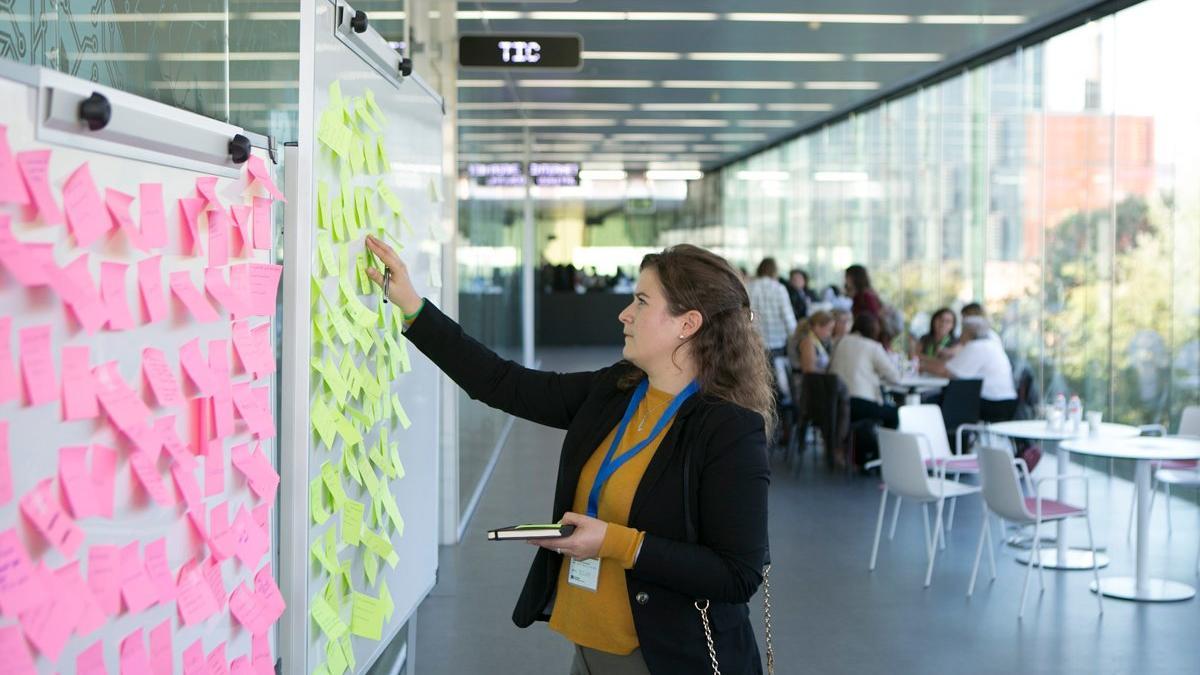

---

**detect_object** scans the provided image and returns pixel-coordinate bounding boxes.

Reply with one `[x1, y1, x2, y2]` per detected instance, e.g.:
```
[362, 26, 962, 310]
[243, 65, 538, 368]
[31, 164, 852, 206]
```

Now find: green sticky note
[377, 180, 403, 216]
[350, 592, 385, 641]
[340, 173, 355, 227]
[377, 138, 391, 173]
[322, 462, 347, 510]
[349, 135, 365, 176]
[362, 528, 399, 568]
[311, 594, 348, 640]
[313, 312, 332, 347]
[342, 499, 364, 546]
[326, 638, 348, 675]
[331, 202, 347, 242]
[392, 394, 411, 430]
[381, 490, 404, 536]
[398, 333, 411, 373]
[317, 180, 332, 229]
[391, 448, 405, 480]
[336, 415, 363, 448]
[365, 88, 385, 121]
[357, 98, 381, 133]
[310, 477, 330, 524]
[339, 636, 356, 671]
[363, 549, 378, 586]
[343, 447, 363, 486]
[325, 527, 338, 570]
[358, 453, 379, 495]
[364, 137, 380, 174]
[380, 579, 394, 621]
[312, 396, 338, 448]
[328, 307, 354, 347]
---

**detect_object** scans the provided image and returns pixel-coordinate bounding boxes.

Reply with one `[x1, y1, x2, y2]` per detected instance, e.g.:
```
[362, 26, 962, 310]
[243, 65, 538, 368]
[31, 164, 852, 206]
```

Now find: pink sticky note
[77, 640, 108, 675]
[139, 183, 167, 249]
[0, 625, 36, 675]
[106, 188, 145, 251]
[0, 125, 30, 205]
[228, 583, 261, 632]
[208, 502, 235, 562]
[0, 232, 54, 287]
[21, 478, 84, 558]
[93, 360, 154, 436]
[252, 633, 272, 675]
[230, 321, 256, 376]
[101, 262, 136, 331]
[196, 176, 222, 210]
[250, 323, 275, 375]
[0, 422, 11, 504]
[230, 205, 252, 256]
[172, 463, 203, 510]
[231, 442, 279, 504]
[206, 644, 229, 675]
[187, 504, 208, 539]
[60, 445, 100, 517]
[233, 506, 269, 567]
[130, 451, 173, 507]
[202, 558, 226, 611]
[208, 210, 229, 268]
[0, 528, 48, 615]
[89, 544, 122, 616]
[251, 385, 275, 439]
[19, 570, 80, 662]
[0, 317, 19, 403]
[177, 564, 219, 625]
[18, 324, 56, 406]
[15, 149, 64, 225]
[204, 267, 247, 317]
[231, 657, 254, 675]
[179, 197, 205, 256]
[149, 618, 172, 675]
[251, 197, 272, 250]
[63, 162, 112, 247]
[142, 347, 185, 408]
[120, 628, 153, 675]
[209, 340, 233, 439]
[183, 639, 209, 675]
[247, 155, 286, 203]
[204, 439, 225, 498]
[231, 383, 272, 439]
[144, 538, 177, 605]
[120, 542, 160, 613]
[170, 271, 221, 322]
[50, 253, 109, 335]
[179, 338, 214, 396]
[92, 444, 118, 518]
[158, 415, 197, 469]
[138, 255, 168, 324]
[54, 560, 107, 636]
[245, 263, 281, 316]
[61, 344, 99, 420]
[253, 563, 286, 626]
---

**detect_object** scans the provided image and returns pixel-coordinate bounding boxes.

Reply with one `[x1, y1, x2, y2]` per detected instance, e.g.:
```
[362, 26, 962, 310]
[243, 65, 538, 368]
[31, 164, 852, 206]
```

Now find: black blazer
[405, 301, 770, 674]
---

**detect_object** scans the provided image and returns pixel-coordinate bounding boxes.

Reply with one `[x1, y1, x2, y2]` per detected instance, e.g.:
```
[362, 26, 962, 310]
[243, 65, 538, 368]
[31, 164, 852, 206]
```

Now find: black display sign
[459, 34, 583, 69]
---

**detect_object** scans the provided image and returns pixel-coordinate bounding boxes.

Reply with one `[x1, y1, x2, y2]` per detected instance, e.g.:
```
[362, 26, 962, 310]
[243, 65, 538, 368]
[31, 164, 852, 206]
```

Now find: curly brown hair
[619, 244, 777, 437]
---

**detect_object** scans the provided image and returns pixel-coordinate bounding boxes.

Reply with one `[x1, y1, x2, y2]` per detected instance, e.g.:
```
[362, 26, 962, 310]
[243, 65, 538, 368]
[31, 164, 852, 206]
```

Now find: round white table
[1060, 436, 1200, 602]
[987, 420, 1140, 570]
[885, 376, 949, 406]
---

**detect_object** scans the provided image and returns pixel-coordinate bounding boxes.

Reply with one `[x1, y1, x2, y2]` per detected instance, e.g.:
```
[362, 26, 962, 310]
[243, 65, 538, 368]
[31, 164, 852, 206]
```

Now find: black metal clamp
[228, 133, 252, 164]
[351, 10, 368, 33]
[79, 92, 111, 131]
[399, 57, 413, 77]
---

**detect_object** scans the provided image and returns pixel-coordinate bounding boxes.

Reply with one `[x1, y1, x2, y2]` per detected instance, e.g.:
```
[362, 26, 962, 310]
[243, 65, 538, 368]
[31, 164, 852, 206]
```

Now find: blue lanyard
[587, 378, 699, 518]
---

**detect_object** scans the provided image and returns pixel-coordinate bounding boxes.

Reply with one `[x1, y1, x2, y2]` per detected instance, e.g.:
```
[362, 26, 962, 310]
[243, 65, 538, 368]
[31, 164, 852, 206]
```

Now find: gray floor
[416, 348, 1200, 674]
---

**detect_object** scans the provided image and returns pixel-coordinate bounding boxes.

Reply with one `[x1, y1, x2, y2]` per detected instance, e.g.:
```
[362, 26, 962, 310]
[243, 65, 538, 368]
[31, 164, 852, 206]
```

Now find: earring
[678, 334, 685, 340]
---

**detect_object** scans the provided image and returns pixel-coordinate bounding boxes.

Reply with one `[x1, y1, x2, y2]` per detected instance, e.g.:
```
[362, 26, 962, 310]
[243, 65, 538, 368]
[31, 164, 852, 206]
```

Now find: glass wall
[703, 0, 1200, 428]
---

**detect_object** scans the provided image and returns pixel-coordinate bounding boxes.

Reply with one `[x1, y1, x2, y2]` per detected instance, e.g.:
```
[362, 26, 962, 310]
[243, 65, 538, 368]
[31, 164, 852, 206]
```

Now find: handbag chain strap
[694, 564, 774, 675]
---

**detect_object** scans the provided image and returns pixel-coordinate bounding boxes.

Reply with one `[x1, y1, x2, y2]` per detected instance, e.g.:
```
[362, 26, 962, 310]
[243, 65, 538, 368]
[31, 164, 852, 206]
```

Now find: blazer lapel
[556, 391, 630, 514]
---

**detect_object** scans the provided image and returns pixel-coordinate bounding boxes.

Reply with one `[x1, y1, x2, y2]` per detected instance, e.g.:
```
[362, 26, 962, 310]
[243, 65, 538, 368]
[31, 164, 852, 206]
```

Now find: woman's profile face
[843, 274, 855, 296]
[814, 322, 834, 341]
[619, 268, 684, 368]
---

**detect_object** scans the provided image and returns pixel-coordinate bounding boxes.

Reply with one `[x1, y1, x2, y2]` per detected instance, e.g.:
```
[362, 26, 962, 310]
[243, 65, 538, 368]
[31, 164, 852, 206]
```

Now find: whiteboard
[280, 1, 444, 673]
[0, 60, 283, 673]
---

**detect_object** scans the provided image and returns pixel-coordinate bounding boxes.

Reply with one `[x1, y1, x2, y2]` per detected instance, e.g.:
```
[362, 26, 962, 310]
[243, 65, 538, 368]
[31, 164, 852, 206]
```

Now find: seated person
[912, 307, 956, 358]
[828, 308, 852, 357]
[920, 316, 1017, 422]
[788, 311, 834, 374]
[829, 313, 901, 429]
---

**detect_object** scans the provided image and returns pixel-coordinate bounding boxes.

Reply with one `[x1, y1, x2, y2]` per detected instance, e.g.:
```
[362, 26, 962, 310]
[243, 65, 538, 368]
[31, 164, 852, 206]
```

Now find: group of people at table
[745, 259, 1018, 444]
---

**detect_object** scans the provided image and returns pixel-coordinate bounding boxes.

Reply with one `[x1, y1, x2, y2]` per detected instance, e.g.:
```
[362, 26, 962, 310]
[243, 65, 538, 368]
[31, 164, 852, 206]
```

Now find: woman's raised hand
[365, 235, 423, 315]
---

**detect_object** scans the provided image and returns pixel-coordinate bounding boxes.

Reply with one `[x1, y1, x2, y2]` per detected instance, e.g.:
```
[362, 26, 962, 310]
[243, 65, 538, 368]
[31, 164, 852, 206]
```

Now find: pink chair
[1127, 405, 1200, 537]
[970, 445, 1103, 619]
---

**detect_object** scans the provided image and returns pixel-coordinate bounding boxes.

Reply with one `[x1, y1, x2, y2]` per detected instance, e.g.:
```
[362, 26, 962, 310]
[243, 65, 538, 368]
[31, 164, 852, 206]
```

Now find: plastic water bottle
[1052, 393, 1067, 430]
[1067, 395, 1083, 433]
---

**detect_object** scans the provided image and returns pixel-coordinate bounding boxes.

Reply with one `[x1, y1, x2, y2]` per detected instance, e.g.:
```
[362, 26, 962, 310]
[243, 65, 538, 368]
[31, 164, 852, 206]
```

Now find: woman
[844, 264, 882, 320]
[365, 236, 772, 675]
[912, 307, 956, 358]
[828, 313, 901, 429]
[921, 316, 1017, 422]
[788, 310, 834, 374]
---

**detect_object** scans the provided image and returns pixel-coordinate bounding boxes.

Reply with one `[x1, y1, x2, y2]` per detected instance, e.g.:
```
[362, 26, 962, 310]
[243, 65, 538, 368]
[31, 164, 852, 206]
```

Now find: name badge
[567, 557, 601, 592]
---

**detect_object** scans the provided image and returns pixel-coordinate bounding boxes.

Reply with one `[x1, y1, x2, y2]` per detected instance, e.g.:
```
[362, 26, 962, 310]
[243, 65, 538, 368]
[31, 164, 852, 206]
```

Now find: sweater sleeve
[403, 299, 613, 430]
[629, 408, 770, 603]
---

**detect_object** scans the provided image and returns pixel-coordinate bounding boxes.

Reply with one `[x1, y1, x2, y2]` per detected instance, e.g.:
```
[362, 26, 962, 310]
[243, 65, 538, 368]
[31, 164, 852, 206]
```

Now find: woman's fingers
[365, 266, 383, 287]
[364, 235, 400, 269]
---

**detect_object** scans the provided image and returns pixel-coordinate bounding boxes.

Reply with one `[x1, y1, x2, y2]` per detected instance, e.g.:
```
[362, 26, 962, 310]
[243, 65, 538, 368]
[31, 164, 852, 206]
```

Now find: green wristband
[403, 299, 426, 322]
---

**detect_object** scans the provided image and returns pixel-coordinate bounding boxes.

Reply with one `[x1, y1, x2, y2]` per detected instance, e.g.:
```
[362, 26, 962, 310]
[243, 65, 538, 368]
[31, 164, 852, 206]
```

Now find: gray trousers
[569, 646, 652, 675]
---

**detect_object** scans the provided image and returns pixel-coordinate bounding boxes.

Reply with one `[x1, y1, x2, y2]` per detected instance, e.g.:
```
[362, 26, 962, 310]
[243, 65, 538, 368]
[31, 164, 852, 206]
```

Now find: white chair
[1127, 405, 1200, 537]
[970, 445, 1103, 619]
[869, 428, 981, 587]
[1152, 468, 1200, 575]
[897, 404, 988, 530]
